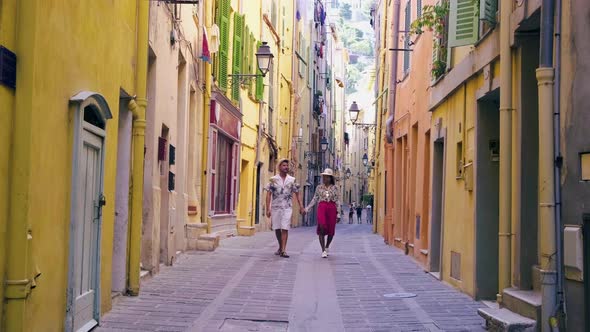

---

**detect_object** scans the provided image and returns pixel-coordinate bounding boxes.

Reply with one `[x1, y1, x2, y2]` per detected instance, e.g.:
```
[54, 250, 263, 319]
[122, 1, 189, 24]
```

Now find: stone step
[195, 233, 220, 251]
[238, 225, 256, 236]
[502, 288, 542, 323]
[185, 223, 209, 250]
[478, 308, 537, 332]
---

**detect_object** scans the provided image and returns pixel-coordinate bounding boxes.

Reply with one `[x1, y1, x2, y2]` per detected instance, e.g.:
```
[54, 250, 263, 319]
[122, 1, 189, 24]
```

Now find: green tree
[340, 3, 352, 20]
[346, 65, 361, 93]
[355, 29, 364, 39]
[349, 40, 373, 57]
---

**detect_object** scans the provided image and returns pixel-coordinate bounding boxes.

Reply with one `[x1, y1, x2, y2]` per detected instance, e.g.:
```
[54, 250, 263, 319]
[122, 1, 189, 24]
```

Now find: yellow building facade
[0, 0, 148, 330]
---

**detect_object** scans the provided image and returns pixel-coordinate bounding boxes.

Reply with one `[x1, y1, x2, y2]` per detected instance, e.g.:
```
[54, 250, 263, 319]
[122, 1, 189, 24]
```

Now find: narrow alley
[97, 225, 485, 332]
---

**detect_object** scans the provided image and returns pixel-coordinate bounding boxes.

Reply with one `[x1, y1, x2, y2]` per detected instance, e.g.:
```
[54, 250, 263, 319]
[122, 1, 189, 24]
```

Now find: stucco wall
[0, 1, 140, 330]
[561, 0, 590, 329]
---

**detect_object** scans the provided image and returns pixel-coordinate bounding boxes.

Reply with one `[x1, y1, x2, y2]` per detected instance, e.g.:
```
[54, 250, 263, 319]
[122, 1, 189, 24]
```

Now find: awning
[372, 88, 388, 105]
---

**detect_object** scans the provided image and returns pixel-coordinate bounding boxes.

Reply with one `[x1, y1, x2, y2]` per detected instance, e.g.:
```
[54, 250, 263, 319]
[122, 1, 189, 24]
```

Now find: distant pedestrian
[305, 168, 341, 258]
[366, 204, 373, 224]
[348, 204, 354, 224]
[265, 159, 305, 258]
[356, 205, 363, 224]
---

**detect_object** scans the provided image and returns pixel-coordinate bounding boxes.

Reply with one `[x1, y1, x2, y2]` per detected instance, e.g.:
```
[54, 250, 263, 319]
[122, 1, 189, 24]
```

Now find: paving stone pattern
[97, 225, 486, 332]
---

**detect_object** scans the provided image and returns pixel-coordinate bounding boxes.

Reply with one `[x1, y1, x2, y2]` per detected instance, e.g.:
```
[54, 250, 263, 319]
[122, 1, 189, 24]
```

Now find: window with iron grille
[403, 1, 411, 75]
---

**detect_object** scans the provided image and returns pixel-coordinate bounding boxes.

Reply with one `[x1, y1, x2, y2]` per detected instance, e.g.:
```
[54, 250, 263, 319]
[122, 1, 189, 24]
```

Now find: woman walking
[305, 168, 341, 258]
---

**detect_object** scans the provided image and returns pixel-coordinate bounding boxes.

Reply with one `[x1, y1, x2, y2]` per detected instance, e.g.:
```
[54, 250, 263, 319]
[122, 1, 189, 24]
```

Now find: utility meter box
[564, 225, 584, 281]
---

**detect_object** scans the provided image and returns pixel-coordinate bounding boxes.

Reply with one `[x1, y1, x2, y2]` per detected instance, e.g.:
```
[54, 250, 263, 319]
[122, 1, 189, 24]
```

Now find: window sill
[431, 74, 446, 87]
[211, 213, 235, 218]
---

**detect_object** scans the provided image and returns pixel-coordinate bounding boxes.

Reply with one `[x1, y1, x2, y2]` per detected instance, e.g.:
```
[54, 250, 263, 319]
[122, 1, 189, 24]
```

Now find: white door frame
[65, 92, 112, 332]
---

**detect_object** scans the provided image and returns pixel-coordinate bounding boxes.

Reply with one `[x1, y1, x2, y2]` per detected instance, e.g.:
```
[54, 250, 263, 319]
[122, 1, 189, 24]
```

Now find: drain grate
[220, 318, 289, 331]
[383, 292, 417, 298]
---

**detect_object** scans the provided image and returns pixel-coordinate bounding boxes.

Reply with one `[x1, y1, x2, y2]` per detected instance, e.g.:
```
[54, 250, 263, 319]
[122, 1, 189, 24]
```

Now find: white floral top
[264, 175, 300, 209]
[305, 184, 342, 217]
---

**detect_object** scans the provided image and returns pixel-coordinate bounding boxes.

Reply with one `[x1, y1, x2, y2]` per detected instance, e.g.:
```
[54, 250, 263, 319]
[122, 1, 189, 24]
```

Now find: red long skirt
[317, 201, 337, 236]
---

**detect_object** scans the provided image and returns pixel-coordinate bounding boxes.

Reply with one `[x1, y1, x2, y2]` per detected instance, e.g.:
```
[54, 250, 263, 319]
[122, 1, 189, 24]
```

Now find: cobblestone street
[97, 225, 486, 332]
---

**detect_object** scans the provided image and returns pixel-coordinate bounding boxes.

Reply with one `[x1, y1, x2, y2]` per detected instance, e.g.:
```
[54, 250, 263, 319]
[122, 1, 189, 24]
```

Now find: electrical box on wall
[564, 225, 584, 281]
[0, 46, 17, 89]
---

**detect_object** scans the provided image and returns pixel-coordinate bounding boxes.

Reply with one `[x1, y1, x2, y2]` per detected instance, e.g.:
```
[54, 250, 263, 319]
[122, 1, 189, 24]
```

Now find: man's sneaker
[322, 251, 328, 258]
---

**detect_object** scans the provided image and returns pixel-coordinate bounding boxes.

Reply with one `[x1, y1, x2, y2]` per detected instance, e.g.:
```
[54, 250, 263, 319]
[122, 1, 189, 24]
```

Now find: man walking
[366, 204, 373, 224]
[356, 205, 363, 224]
[265, 159, 305, 258]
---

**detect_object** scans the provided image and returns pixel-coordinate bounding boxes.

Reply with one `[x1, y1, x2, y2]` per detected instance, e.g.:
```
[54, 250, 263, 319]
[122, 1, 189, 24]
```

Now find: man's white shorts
[271, 208, 292, 230]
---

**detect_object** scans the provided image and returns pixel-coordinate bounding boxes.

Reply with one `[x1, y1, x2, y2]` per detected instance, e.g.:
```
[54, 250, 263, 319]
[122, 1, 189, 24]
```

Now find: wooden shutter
[307, 43, 312, 88]
[448, 0, 479, 47]
[403, 1, 411, 74]
[432, 37, 440, 76]
[480, 0, 497, 25]
[417, 0, 422, 17]
[232, 14, 244, 101]
[248, 33, 255, 97]
[255, 41, 264, 101]
[243, 25, 250, 76]
[218, 0, 230, 90]
[299, 33, 306, 77]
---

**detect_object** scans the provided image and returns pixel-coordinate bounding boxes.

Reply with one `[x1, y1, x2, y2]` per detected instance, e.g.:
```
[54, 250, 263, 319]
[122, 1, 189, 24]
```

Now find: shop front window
[215, 133, 233, 213]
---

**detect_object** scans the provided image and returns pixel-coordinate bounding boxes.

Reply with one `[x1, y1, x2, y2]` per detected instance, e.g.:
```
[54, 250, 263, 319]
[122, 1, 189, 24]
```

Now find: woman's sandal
[280, 252, 290, 258]
[274, 249, 281, 255]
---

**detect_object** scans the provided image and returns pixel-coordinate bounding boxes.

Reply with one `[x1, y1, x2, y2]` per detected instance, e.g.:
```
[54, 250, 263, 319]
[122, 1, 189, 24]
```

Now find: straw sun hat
[320, 168, 335, 177]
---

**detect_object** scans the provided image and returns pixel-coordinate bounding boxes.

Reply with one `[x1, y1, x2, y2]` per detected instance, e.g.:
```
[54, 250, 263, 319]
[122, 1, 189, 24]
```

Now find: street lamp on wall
[228, 42, 274, 84]
[362, 153, 368, 167]
[349, 101, 361, 124]
[348, 101, 376, 130]
[320, 137, 329, 152]
[255, 42, 274, 76]
[345, 168, 352, 179]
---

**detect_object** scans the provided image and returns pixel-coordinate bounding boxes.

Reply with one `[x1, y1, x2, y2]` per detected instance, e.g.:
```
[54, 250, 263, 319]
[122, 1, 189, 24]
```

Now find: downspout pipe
[537, 0, 560, 330]
[498, 0, 514, 303]
[386, 0, 400, 144]
[127, 0, 149, 296]
[552, 0, 566, 324]
[5, 1, 36, 330]
[201, 0, 213, 231]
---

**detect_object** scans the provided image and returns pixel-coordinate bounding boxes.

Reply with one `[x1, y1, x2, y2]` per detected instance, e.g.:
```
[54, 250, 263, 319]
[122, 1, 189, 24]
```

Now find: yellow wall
[430, 76, 482, 297]
[1, 0, 141, 330]
[0, 0, 18, 323]
[235, 0, 263, 228]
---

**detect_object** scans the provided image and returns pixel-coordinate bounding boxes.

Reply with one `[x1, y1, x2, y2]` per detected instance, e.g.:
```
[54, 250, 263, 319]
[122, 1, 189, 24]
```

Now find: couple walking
[264, 159, 341, 258]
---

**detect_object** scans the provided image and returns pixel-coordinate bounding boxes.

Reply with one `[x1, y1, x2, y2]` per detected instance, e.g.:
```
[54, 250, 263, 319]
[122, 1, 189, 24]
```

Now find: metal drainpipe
[552, 0, 566, 326]
[127, 0, 149, 296]
[386, 0, 400, 144]
[498, 0, 514, 303]
[5, 1, 35, 330]
[537, 0, 558, 330]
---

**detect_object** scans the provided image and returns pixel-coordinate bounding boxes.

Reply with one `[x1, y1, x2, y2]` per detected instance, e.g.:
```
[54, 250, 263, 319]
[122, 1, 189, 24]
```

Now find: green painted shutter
[255, 41, 264, 101]
[243, 25, 249, 75]
[232, 14, 244, 101]
[218, 0, 230, 90]
[448, 0, 479, 47]
[248, 33, 255, 97]
[480, 0, 498, 25]
[214, 0, 221, 83]
[403, 1, 411, 74]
